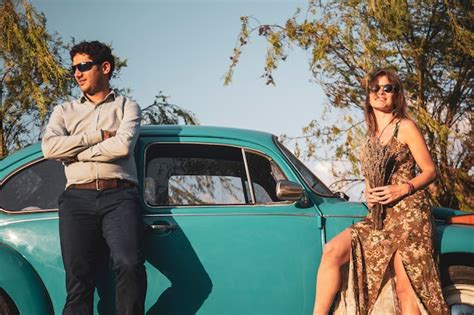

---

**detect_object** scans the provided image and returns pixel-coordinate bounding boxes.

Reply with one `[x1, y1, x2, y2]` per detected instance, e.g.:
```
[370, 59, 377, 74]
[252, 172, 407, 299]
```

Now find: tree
[141, 92, 199, 126]
[225, 0, 473, 211]
[0, 0, 71, 158]
[0, 0, 137, 159]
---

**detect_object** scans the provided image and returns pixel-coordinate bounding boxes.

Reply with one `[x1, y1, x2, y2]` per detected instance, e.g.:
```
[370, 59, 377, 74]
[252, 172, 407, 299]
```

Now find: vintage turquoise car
[0, 125, 473, 314]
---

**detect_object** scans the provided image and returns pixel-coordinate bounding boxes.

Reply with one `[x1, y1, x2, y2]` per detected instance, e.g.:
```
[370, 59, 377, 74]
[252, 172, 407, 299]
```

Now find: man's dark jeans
[58, 186, 147, 315]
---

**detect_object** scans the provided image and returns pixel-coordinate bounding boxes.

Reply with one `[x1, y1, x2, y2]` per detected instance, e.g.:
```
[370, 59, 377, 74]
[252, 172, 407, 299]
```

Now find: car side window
[0, 159, 66, 211]
[145, 144, 251, 206]
[245, 151, 286, 203]
[144, 143, 288, 207]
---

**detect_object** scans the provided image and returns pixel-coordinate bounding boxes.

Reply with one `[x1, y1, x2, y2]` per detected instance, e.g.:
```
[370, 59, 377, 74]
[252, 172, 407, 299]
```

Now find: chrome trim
[141, 201, 295, 210]
[276, 180, 304, 201]
[322, 214, 366, 219]
[143, 212, 316, 218]
[321, 228, 326, 247]
[0, 207, 58, 215]
[241, 148, 255, 204]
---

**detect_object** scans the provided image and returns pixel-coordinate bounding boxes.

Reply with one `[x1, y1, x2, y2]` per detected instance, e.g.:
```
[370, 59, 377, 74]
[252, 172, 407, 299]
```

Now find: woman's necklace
[376, 116, 396, 140]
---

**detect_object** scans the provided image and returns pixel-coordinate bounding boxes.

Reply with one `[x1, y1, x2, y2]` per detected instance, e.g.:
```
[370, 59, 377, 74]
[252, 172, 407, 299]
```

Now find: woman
[312, 69, 449, 314]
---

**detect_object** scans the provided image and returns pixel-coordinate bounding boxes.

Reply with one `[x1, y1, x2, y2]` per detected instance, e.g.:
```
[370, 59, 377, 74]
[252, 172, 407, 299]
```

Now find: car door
[139, 138, 323, 315]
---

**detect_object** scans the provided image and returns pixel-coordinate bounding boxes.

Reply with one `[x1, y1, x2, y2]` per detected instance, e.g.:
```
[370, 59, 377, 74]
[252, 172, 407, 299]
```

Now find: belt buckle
[96, 180, 100, 191]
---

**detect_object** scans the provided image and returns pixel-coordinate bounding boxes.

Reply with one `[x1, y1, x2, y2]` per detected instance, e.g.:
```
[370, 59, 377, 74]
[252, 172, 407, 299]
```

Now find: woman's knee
[321, 241, 349, 266]
[320, 229, 352, 265]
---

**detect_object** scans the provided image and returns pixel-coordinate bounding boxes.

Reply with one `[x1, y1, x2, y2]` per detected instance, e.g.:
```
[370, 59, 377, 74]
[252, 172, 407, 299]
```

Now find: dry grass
[363, 138, 399, 230]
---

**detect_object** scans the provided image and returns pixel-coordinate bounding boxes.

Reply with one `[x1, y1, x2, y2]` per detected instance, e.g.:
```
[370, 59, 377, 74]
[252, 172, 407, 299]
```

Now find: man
[42, 41, 146, 314]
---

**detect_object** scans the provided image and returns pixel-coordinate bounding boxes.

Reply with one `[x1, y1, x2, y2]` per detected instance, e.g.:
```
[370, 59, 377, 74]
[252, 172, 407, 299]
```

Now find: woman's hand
[365, 189, 377, 209]
[368, 184, 410, 205]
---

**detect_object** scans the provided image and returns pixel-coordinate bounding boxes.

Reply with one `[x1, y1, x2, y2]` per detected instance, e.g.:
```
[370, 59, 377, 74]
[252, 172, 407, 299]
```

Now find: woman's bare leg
[393, 251, 421, 315]
[313, 229, 352, 315]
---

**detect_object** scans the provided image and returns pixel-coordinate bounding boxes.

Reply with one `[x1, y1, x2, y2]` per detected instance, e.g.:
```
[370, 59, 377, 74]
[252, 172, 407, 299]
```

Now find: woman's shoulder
[396, 118, 422, 144]
[397, 118, 420, 132]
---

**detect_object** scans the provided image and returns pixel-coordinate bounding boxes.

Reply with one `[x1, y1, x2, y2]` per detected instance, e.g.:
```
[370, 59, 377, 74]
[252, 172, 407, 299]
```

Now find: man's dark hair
[70, 41, 115, 79]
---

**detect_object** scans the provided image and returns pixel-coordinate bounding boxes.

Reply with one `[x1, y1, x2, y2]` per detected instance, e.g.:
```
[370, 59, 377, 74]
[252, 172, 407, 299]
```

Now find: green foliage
[0, 1, 136, 159]
[141, 92, 199, 126]
[225, 0, 473, 211]
[0, 0, 70, 157]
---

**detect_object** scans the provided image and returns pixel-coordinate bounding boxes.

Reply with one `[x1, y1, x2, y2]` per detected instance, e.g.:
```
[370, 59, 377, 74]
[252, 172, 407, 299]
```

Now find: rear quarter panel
[0, 213, 63, 314]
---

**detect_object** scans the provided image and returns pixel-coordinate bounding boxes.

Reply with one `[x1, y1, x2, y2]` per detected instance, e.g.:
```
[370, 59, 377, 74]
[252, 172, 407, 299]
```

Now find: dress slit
[368, 249, 399, 313]
[391, 249, 429, 314]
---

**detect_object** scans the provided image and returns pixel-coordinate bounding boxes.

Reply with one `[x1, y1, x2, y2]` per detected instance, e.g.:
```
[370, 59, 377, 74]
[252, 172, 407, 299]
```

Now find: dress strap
[393, 120, 401, 139]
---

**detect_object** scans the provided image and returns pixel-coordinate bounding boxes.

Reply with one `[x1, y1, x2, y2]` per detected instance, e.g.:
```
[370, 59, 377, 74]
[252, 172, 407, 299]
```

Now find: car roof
[0, 125, 277, 180]
[140, 125, 275, 142]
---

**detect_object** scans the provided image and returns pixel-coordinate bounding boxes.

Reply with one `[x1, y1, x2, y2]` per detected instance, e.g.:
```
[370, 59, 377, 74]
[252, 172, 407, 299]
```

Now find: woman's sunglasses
[369, 84, 399, 94]
[71, 61, 99, 74]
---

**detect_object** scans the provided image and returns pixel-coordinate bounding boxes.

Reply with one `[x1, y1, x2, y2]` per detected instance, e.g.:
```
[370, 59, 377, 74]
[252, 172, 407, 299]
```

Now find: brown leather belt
[69, 179, 136, 190]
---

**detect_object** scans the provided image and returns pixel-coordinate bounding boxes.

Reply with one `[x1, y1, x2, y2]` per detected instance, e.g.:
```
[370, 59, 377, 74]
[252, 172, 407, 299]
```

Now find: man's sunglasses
[369, 84, 399, 94]
[71, 61, 99, 74]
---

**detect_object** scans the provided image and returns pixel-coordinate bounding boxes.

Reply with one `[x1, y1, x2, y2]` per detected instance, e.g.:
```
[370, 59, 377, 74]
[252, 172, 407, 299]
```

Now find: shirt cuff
[77, 148, 94, 161]
[86, 130, 103, 146]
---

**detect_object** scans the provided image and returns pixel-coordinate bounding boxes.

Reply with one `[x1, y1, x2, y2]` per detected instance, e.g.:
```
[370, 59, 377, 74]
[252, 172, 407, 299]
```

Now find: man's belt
[69, 179, 136, 190]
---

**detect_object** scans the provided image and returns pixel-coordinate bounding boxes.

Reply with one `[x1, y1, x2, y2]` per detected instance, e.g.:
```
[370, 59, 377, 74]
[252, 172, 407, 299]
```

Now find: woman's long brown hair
[364, 68, 409, 137]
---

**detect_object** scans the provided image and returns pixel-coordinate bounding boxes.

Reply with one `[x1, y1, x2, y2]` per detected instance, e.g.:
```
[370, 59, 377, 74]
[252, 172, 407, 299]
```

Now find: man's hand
[101, 130, 116, 140]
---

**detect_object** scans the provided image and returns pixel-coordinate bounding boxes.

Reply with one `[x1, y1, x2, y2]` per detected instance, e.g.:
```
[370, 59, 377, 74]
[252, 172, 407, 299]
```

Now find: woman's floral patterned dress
[334, 123, 449, 314]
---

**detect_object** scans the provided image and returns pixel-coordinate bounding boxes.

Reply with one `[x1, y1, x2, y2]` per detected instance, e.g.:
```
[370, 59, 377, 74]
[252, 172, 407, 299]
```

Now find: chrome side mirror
[276, 180, 310, 207]
[276, 180, 304, 201]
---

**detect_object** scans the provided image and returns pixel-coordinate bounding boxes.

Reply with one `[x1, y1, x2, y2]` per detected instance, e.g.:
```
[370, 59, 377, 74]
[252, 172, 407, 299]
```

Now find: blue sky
[31, 0, 327, 138]
[30, 0, 364, 198]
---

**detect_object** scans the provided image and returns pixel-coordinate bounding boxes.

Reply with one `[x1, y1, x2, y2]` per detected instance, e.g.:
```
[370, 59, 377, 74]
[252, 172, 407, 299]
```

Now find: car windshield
[274, 137, 334, 197]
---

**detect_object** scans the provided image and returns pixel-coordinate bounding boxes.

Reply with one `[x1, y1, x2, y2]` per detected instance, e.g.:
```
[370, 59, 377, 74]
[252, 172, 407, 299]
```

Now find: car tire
[442, 265, 474, 313]
[0, 290, 19, 315]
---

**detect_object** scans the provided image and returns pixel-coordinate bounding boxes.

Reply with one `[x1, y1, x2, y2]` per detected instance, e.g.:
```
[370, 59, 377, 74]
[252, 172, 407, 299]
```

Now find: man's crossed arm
[42, 101, 141, 164]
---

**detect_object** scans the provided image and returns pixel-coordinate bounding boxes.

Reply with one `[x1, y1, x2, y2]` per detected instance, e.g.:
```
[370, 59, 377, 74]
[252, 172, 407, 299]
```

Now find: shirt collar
[79, 90, 116, 105]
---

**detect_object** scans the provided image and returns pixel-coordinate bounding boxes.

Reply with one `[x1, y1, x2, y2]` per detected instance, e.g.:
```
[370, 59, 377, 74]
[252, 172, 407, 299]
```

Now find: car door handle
[147, 221, 178, 234]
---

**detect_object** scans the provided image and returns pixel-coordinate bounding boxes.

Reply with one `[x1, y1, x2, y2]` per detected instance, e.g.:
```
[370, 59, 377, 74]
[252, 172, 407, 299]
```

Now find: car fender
[0, 242, 53, 315]
[436, 224, 474, 255]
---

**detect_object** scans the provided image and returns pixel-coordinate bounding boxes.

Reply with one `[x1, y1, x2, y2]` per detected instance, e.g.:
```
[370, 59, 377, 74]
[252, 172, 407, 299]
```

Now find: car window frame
[142, 141, 293, 209]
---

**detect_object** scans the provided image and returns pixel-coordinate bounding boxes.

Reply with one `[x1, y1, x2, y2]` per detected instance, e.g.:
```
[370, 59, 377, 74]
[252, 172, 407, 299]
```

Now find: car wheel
[442, 265, 474, 314]
[0, 290, 19, 315]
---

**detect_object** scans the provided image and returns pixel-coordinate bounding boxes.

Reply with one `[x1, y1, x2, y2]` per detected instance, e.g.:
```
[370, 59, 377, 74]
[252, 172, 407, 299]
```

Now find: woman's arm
[399, 119, 437, 188]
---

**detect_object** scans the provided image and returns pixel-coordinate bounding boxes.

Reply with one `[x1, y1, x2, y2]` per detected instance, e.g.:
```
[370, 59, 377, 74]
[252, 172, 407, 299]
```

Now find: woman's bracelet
[404, 181, 415, 195]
